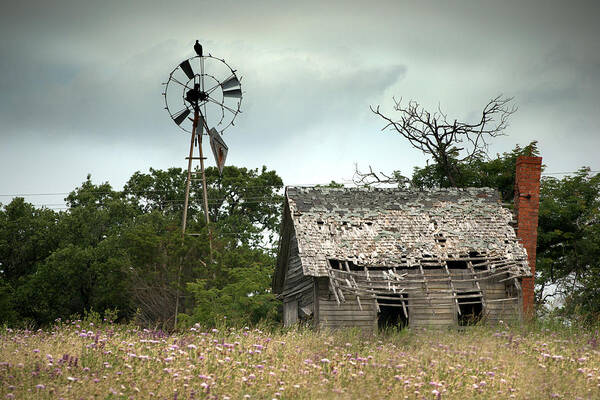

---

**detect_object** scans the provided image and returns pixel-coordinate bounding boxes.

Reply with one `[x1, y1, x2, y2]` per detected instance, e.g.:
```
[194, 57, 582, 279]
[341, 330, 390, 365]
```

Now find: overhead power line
[0, 182, 343, 198]
[1, 170, 598, 199]
[541, 170, 599, 176]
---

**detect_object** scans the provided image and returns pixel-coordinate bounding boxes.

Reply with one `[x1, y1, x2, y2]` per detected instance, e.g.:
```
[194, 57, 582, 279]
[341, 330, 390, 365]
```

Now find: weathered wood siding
[283, 300, 298, 326]
[451, 269, 521, 324]
[315, 277, 377, 331]
[406, 269, 455, 328]
[281, 231, 314, 326]
[406, 269, 521, 327]
[480, 278, 521, 323]
[311, 269, 521, 330]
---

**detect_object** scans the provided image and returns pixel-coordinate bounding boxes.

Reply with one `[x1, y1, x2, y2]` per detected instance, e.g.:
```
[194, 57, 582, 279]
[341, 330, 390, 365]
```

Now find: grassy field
[1, 320, 599, 399]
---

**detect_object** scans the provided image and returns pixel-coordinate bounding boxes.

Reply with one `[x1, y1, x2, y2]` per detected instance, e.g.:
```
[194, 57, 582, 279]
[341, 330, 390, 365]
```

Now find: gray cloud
[1, 0, 599, 203]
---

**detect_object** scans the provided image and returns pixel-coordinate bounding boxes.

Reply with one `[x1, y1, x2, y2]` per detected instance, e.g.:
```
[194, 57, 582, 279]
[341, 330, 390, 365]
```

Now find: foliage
[204, 165, 284, 248]
[316, 180, 345, 188]
[16, 242, 131, 325]
[124, 167, 188, 214]
[119, 212, 208, 328]
[124, 165, 283, 248]
[412, 141, 540, 201]
[0, 165, 283, 328]
[0, 198, 61, 283]
[185, 250, 278, 327]
[0, 281, 18, 326]
[536, 168, 600, 319]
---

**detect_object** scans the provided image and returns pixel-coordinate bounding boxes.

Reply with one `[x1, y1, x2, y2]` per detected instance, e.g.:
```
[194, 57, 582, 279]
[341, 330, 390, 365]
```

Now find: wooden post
[197, 116, 211, 230]
[181, 109, 198, 236]
[444, 262, 461, 316]
[181, 109, 213, 253]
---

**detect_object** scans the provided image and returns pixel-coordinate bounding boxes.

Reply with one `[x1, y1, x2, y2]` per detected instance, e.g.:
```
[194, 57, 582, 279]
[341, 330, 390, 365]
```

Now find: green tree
[411, 141, 540, 201]
[0, 198, 61, 325]
[0, 198, 60, 283]
[0, 166, 284, 328]
[60, 175, 140, 247]
[124, 167, 188, 215]
[119, 211, 208, 328]
[536, 168, 600, 319]
[124, 165, 283, 248]
[185, 242, 278, 327]
[16, 240, 131, 325]
[121, 165, 283, 328]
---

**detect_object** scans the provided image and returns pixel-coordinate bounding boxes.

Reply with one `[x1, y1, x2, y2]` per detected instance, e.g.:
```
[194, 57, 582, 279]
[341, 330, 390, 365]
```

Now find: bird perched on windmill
[194, 40, 203, 57]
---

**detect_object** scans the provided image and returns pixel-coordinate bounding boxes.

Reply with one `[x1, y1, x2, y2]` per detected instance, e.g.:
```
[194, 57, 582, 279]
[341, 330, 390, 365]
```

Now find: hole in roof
[434, 234, 446, 246]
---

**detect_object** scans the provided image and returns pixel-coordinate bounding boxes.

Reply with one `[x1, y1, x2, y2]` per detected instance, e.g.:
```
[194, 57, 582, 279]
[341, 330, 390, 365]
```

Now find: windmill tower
[162, 42, 242, 237]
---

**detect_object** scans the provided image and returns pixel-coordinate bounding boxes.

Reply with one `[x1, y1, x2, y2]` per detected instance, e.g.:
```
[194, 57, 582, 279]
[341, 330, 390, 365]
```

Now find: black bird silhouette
[194, 40, 203, 57]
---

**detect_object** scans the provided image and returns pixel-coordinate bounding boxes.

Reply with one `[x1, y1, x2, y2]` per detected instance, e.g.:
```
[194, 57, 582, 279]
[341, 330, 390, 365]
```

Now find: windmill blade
[179, 60, 195, 80]
[223, 88, 242, 98]
[173, 109, 191, 125]
[221, 76, 240, 91]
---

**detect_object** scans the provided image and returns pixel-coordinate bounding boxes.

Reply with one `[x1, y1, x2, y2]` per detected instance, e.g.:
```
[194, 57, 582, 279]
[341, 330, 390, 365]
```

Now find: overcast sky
[1, 0, 599, 209]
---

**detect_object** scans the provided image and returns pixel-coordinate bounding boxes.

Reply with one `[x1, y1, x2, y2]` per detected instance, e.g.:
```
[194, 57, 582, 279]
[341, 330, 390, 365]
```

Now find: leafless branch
[371, 95, 517, 186]
[352, 163, 409, 187]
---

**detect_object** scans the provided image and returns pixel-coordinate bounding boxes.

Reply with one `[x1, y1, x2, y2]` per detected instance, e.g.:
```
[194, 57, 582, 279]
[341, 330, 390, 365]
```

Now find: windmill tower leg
[181, 109, 213, 254]
[197, 115, 211, 231]
[181, 110, 198, 236]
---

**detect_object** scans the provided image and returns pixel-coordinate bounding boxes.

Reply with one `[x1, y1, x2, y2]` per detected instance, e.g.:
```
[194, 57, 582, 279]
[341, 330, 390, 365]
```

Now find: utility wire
[1, 171, 598, 198]
[0, 184, 313, 197]
[541, 170, 599, 176]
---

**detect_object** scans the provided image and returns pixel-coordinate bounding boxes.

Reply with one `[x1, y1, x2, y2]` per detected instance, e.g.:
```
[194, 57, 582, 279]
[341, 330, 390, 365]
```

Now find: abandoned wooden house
[273, 156, 542, 330]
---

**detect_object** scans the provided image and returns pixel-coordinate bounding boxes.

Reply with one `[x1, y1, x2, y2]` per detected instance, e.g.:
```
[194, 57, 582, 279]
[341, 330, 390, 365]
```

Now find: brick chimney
[514, 156, 542, 316]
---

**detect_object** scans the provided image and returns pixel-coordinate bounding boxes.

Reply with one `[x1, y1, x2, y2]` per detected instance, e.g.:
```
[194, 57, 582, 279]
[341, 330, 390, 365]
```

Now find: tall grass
[1, 319, 599, 399]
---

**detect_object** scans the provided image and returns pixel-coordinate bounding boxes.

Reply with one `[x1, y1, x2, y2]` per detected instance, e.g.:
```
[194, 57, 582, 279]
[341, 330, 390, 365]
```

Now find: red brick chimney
[514, 156, 542, 316]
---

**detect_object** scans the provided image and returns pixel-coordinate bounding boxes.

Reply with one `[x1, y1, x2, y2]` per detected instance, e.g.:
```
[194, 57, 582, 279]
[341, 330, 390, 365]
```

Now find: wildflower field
[1, 321, 599, 399]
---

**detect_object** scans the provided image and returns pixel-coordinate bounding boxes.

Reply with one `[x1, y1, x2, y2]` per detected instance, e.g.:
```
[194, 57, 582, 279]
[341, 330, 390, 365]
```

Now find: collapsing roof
[273, 186, 531, 312]
[285, 186, 529, 272]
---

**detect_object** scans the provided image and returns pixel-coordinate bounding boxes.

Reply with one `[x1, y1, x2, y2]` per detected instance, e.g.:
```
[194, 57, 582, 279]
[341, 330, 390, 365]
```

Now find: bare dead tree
[369, 95, 517, 187]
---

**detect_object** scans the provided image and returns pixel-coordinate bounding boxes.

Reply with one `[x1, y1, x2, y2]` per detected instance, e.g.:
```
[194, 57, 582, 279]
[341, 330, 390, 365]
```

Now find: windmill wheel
[163, 54, 242, 134]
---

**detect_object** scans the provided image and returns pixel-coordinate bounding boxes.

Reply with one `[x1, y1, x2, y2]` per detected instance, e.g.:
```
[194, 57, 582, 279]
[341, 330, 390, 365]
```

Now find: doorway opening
[378, 293, 408, 330]
[457, 291, 483, 326]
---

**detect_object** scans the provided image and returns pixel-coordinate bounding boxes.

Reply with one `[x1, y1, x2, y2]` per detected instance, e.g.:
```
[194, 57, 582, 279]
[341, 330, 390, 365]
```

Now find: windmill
[162, 42, 242, 238]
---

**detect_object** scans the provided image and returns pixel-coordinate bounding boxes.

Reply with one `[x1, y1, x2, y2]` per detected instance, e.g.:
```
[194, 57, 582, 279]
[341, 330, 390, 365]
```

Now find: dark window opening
[420, 264, 445, 270]
[469, 251, 487, 265]
[328, 259, 362, 271]
[378, 293, 409, 330]
[457, 291, 483, 326]
[446, 260, 468, 269]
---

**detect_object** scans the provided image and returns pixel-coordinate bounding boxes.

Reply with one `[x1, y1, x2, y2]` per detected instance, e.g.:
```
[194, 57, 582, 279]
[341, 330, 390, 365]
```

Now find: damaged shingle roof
[285, 186, 529, 277]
